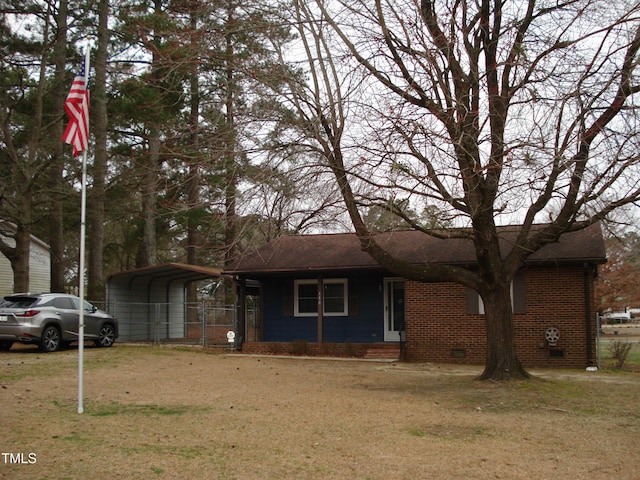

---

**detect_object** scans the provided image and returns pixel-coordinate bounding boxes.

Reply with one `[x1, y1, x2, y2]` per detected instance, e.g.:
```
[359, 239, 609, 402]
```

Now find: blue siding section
[262, 274, 385, 343]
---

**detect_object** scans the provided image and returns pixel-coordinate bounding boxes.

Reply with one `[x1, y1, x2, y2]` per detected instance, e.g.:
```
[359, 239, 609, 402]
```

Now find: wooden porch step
[364, 346, 401, 360]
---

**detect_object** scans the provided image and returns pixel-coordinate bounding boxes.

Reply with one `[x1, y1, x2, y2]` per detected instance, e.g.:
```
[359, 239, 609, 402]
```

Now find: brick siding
[404, 266, 597, 368]
[240, 341, 391, 358]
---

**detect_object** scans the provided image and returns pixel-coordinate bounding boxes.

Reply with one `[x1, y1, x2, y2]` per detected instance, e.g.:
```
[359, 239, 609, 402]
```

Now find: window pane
[298, 298, 317, 314]
[54, 297, 76, 309]
[296, 282, 318, 315]
[324, 283, 343, 297]
[324, 282, 345, 314]
[298, 284, 317, 297]
[324, 298, 344, 313]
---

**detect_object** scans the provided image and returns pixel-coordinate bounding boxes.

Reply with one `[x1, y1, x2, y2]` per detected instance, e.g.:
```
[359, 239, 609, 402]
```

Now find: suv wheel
[40, 326, 61, 353]
[95, 324, 116, 348]
[0, 340, 13, 351]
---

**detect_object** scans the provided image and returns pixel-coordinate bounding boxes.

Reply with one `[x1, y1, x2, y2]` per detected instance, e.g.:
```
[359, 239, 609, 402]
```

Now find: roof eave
[226, 256, 606, 277]
[226, 265, 385, 276]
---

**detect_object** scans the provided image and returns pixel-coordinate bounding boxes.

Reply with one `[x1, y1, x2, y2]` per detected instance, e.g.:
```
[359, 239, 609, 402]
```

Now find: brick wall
[240, 341, 376, 357]
[404, 266, 597, 368]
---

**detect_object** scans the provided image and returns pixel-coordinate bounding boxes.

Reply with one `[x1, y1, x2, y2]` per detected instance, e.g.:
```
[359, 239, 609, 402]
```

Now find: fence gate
[202, 301, 235, 346]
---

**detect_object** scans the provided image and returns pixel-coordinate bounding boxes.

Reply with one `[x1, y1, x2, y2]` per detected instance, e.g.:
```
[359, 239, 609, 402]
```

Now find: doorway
[384, 278, 405, 341]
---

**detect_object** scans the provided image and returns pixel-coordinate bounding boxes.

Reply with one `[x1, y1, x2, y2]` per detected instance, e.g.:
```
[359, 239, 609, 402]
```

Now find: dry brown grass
[1, 344, 639, 480]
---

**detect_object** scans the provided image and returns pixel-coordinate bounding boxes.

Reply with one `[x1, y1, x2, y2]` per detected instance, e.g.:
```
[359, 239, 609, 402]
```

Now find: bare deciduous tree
[287, 0, 640, 379]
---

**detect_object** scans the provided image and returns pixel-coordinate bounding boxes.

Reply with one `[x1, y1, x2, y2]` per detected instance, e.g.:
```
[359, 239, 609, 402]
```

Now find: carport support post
[317, 275, 323, 344]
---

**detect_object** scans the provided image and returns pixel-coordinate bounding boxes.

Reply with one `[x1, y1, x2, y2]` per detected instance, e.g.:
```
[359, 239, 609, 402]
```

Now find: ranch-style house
[226, 223, 606, 368]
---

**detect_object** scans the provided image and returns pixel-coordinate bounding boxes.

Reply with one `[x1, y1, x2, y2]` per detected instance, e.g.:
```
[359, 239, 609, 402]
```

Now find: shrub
[607, 340, 634, 369]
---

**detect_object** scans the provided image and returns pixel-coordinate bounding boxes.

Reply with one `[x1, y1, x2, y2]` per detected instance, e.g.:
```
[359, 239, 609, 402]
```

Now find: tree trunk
[223, 5, 237, 270]
[88, 0, 109, 301]
[186, 12, 201, 310]
[136, 0, 163, 268]
[479, 279, 530, 380]
[186, 11, 200, 267]
[138, 133, 159, 267]
[48, 0, 67, 293]
[12, 224, 31, 293]
[16, 4, 48, 294]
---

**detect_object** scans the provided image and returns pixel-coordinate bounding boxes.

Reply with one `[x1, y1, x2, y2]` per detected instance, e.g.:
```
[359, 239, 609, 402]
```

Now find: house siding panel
[263, 280, 317, 341]
[261, 274, 385, 343]
[0, 227, 50, 296]
[0, 257, 12, 297]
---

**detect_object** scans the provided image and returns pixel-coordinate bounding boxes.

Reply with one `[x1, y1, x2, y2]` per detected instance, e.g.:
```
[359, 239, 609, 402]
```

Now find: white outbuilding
[0, 221, 50, 296]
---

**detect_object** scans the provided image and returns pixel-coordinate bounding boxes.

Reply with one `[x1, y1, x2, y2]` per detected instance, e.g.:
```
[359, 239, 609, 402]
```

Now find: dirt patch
[1, 344, 639, 480]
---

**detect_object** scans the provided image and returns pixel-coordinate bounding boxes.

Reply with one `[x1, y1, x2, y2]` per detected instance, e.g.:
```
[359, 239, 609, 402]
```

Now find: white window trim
[323, 278, 348, 316]
[294, 278, 348, 317]
[294, 279, 318, 317]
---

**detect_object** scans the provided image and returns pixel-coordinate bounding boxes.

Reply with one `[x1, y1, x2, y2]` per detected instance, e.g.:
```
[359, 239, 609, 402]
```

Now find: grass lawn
[1, 343, 639, 480]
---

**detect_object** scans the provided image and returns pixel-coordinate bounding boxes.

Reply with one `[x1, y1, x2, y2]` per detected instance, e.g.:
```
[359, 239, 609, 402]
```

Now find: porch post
[317, 275, 323, 344]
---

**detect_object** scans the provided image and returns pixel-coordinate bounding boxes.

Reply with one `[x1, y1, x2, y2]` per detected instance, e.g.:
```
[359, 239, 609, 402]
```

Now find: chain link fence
[108, 300, 239, 346]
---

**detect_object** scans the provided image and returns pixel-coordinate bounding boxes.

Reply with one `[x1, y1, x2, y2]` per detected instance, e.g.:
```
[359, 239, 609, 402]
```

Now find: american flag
[62, 62, 89, 157]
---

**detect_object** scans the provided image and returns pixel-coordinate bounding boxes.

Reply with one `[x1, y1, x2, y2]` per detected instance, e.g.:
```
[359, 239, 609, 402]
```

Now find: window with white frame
[295, 280, 318, 315]
[294, 279, 348, 317]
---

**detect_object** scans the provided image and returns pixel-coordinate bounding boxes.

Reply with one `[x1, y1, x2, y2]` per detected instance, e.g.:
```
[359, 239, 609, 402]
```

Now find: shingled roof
[227, 223, 606, 275]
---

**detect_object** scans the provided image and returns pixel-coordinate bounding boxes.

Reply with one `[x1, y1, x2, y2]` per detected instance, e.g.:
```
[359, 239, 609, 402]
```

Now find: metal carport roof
[106, 262, 224, 298]
[105, 263, 224, 342]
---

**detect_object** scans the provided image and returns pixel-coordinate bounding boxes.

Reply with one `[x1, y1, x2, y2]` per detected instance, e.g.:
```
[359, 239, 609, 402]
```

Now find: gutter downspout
[584, 263, 593, 366]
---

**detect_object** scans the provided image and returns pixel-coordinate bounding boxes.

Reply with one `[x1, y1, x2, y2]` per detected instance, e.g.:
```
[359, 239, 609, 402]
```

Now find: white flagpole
[78, 42, 91, 415]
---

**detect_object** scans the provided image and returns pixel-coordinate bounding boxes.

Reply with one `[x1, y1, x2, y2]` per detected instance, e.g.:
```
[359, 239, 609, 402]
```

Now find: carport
[106, 263, 226, 343]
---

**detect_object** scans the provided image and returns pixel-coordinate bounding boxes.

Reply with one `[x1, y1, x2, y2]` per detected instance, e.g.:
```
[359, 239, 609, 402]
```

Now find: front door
[384, 278, 405, 341]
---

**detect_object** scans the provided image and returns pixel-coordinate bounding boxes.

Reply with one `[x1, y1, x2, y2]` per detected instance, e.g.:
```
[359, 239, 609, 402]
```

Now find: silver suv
[0, 293, 118, 353]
